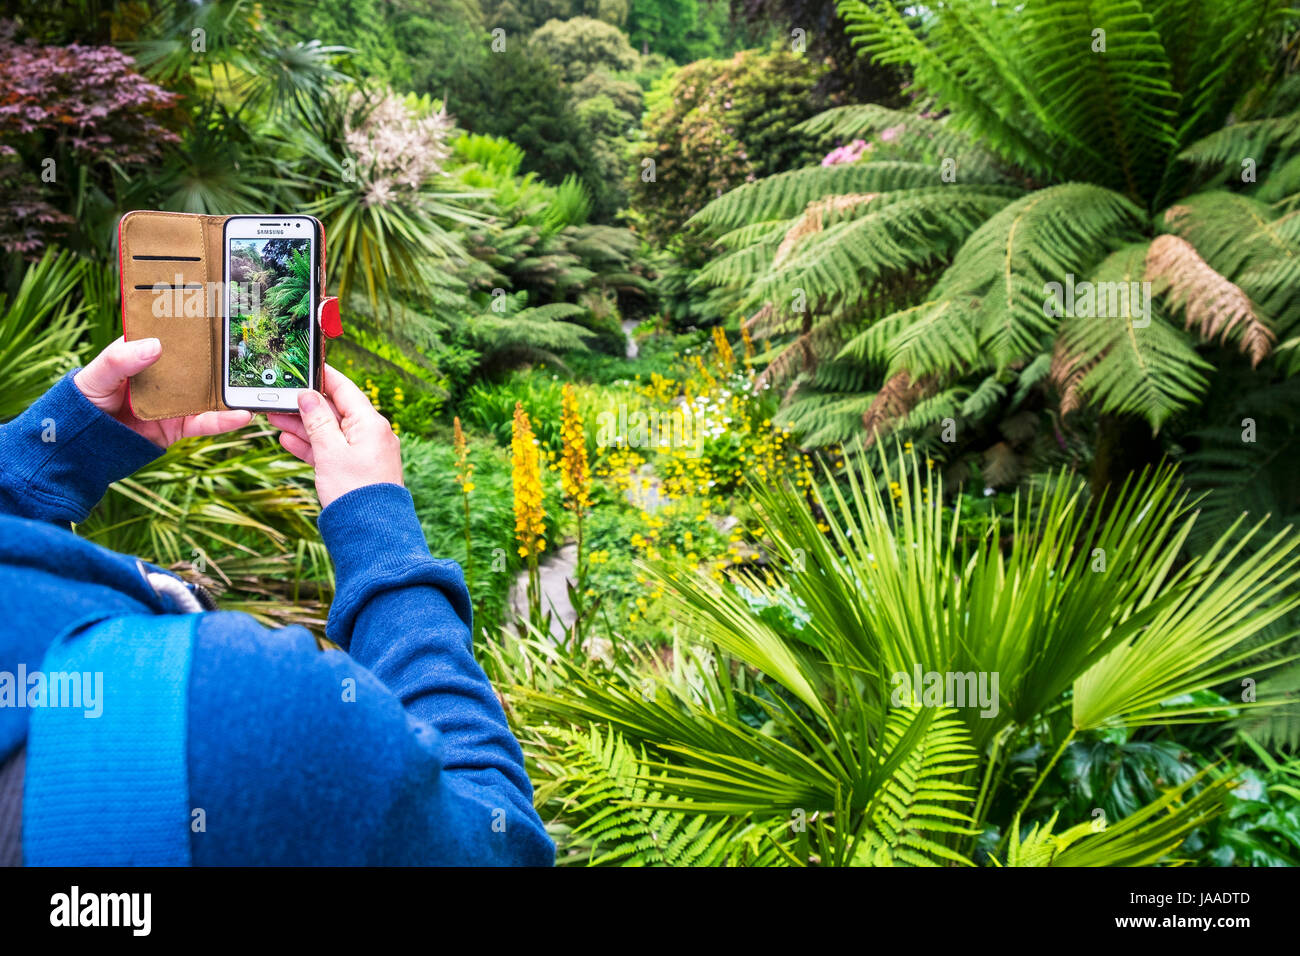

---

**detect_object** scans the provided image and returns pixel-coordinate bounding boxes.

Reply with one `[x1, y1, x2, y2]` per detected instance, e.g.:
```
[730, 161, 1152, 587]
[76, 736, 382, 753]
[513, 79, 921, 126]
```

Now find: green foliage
[630, 45, 829, 245]
[0, 249, 87, 421]
[262, 247, 314, 321]
[481, 0, 632, 36]
[540, 726, 783, 865]
[626, 0, 737, 63]
[449, 43, 605, 207]
[530, 16, 640, 84]
[694, 0, 1300, 462]
[996, 770, 1231, 867]
[403, 433, 539, 633]
[1191, 736, 1300, 866]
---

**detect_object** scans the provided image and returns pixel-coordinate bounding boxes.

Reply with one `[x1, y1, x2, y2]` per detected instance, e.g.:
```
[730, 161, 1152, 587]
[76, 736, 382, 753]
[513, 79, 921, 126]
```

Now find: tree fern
[690, 162, 1014, 232]
[1056, 243, 1211, 429]
[694, 0, 1300, 455]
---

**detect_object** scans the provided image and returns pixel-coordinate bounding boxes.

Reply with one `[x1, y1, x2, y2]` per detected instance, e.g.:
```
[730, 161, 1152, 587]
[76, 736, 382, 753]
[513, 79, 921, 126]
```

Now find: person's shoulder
[192, 609, 321, 659]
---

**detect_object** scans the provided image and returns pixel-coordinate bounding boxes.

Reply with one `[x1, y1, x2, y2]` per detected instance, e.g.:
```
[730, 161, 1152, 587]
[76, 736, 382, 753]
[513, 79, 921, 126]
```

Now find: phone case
[117, 210, 344, 421]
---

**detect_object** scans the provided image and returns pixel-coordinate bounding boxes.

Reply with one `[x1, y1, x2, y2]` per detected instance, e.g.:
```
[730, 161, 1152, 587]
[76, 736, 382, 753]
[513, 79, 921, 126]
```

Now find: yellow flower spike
[453, 417, 471, 490]
[510, 402, 547, 562]
[712, 326, 736, 370]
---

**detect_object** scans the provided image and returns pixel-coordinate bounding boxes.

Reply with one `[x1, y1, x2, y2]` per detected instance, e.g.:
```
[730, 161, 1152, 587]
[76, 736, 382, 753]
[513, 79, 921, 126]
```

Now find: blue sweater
[0, 372, 554, 866]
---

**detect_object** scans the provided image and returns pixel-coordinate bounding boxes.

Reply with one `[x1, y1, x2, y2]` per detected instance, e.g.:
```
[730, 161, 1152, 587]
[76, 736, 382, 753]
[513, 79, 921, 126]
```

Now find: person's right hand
[268, 364, 404, 509]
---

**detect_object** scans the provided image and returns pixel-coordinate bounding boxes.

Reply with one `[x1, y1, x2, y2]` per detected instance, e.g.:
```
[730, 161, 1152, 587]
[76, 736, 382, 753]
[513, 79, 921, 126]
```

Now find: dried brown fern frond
[1145, 234, 1275, 366]
[1049, 336, 1092, 417]
[981, 441, 1020, 487]
[861, 370, 933, 445]
[755, 333, 815, 389]
[743, 302, 774, 333]
[772, 193, 878, 269]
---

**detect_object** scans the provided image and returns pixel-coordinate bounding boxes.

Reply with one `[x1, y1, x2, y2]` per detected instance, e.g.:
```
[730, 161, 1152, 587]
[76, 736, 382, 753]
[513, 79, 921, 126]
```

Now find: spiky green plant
[497, 448, 1300, 864]
[0, 249, 87, 421]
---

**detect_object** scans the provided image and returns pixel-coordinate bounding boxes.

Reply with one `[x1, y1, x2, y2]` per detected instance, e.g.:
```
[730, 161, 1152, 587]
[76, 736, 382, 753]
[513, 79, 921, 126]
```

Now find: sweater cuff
[0, 371, 164, 524]
[317, 482, 472, 650]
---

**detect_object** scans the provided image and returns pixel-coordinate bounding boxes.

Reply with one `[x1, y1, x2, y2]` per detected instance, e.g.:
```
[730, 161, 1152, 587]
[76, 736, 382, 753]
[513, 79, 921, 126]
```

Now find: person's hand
[74, 336, 253, 448]
[268, 363, 403, 509]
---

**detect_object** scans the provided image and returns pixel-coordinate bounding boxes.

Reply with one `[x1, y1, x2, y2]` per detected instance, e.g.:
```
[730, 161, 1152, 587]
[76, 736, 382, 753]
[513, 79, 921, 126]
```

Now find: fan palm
[499, 449, 1299, 863]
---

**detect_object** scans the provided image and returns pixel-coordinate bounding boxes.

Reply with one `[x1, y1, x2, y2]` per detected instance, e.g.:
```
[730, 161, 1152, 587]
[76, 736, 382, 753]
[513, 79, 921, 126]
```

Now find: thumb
[75, 337, 162, 404]
[297, 390, 344, 454]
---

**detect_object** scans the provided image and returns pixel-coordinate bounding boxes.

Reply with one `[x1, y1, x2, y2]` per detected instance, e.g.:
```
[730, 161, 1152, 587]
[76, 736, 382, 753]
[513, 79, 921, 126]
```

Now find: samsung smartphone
[222, 215, 318, 412]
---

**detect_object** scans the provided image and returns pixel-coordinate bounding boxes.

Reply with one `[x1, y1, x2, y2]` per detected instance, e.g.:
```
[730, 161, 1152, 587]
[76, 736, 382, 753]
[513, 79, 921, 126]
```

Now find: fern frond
[1161, 193, 1300, 339]
[689, 161, 1019, 233]
[551, 726, 783, 867]
[901, 184, 1145, 376]
[793, 104, 1009, 181]
[1146, 233, 1276, 366]
[861, 371, 935, 445]
[749, 189, 1016, 314]
[1178, 113, 1300, 170]
[776, 388, 878, 448]
[773, 193, 879, 268]
[851, 707, 978, 867]
[1055, 243, 1212, 430]
[837, 0, 1060, 179]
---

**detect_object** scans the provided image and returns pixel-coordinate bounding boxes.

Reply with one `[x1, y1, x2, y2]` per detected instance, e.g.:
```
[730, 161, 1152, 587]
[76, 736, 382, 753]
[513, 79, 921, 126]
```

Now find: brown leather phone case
[118, 210, 343, 421]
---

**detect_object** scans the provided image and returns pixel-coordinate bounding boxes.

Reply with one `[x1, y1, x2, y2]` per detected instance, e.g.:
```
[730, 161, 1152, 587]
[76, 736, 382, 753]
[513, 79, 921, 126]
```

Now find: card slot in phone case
[121, 288, 214, 418]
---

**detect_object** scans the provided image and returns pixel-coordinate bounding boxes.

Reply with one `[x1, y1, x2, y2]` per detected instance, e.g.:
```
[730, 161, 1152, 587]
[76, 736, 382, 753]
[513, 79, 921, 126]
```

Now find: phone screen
[226, 236, 313, 391]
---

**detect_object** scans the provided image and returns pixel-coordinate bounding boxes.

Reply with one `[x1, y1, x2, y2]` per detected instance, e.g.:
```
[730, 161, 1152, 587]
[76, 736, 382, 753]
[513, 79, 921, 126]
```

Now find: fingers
[296, 389, 345, 454]
[74, 337, 162, 404]
[322, 364, 377, 421]
[267, 412, 309, 443]
[181, 409, 253, 439]
[279, 430, 315, 465]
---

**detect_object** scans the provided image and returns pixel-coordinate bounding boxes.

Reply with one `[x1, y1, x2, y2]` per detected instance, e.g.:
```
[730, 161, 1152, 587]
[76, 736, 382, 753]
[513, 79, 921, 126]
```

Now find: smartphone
[222, 214, 319, 412]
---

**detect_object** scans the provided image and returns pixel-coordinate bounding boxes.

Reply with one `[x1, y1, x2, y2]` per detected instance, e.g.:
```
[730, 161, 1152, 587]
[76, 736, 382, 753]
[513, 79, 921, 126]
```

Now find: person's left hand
[74, 336, 253, 448]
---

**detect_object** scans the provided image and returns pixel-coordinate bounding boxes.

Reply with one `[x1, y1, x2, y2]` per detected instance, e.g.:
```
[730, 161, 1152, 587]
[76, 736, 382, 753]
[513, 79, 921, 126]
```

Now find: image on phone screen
[227, 236, 313, 391]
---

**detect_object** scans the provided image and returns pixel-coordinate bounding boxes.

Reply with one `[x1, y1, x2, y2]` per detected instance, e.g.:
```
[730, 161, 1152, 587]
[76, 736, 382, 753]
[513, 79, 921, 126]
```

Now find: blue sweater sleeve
[0, 371, 162, 524]
[186, 482, 553, 865]
[319, 483, 552, 855]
